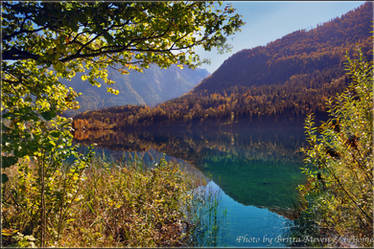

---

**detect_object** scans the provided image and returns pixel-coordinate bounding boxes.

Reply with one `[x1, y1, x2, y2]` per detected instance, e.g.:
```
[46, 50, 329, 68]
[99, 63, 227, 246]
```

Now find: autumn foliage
[73, 2, 372, 130]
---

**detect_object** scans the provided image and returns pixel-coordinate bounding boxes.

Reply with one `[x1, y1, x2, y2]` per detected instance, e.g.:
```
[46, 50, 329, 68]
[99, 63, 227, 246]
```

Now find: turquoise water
[193, 181, 292, 247]
[74, 119, 306, 247]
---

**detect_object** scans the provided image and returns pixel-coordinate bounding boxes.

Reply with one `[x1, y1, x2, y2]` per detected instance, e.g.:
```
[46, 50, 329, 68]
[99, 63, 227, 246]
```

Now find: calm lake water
[74, 118, 306, 247]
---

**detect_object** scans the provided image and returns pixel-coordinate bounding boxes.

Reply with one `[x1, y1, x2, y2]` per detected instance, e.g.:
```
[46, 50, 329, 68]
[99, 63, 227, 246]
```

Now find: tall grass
[2, 156, 200, 247]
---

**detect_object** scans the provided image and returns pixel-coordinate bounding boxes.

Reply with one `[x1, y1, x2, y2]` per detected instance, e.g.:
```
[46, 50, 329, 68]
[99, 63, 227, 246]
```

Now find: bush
[297, 50, 373, 247]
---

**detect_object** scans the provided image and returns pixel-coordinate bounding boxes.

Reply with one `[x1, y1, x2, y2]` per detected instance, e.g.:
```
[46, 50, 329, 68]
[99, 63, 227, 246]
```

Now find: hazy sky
[197, 1, 365, 73]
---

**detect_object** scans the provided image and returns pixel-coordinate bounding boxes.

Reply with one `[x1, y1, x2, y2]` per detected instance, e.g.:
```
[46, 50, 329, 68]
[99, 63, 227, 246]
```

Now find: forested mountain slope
[193, 1, 372, 93]
[73, 2, 373, 130]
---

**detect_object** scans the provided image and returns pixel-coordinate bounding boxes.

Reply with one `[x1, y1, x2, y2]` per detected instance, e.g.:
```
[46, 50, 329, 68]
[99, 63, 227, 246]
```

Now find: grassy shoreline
[2, 157, 202, 247]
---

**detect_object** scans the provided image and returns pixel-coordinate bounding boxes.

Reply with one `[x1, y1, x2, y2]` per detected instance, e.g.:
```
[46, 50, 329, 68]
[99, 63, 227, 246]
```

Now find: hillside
[64, 65, 208, 116]
[73, 2, 373, 130]
[193, 1, 372, 93]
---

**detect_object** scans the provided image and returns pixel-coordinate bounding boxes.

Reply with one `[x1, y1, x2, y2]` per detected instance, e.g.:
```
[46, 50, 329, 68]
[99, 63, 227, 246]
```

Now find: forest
[73, 75, 345, 129]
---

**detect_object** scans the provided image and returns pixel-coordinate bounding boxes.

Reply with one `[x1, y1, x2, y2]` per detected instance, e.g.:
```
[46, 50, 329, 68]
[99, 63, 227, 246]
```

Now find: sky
[196, 1, 365, 73]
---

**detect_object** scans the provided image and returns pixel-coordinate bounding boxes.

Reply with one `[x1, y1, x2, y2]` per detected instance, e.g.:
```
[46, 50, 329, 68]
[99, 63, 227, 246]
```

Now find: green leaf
[50, 131, 61, 138]
[41, 110, 57, 121]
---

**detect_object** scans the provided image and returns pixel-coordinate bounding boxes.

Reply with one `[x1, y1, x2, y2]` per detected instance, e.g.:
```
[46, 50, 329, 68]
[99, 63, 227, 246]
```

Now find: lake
[74, 118, 307, 247]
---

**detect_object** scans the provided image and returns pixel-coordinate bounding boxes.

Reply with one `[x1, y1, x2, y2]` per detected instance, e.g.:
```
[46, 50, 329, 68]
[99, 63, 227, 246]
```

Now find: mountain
[73, 2, 373, 130]
[64, 64, 209, 116]
[193, 2, 372, 93]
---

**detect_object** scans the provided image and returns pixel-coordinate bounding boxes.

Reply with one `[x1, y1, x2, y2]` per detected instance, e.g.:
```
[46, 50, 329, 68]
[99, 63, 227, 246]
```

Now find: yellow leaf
[119, 69, 129, 75]
[2, 228, 18, 236]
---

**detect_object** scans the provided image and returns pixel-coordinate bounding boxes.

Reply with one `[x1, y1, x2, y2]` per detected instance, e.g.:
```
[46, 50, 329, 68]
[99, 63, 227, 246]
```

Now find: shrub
[297, 50, 373, 247]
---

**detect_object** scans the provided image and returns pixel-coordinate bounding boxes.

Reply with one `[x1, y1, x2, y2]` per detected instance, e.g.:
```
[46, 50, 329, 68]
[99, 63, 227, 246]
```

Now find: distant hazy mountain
[64, 64, 209, 116]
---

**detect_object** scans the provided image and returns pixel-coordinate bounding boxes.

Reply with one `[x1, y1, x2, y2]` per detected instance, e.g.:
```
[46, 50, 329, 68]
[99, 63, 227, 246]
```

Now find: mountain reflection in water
[74, 119, 306, 218]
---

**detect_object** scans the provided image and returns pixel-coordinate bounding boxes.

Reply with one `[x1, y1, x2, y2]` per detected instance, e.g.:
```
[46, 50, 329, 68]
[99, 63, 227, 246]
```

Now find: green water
[74, 119, 306, 247]
[201, 157, 303, 211]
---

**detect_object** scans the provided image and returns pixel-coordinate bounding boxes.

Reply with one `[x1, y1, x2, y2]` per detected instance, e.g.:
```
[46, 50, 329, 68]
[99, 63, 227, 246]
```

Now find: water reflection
[194, 181, 292, 247]
[74, 119, 306, 216]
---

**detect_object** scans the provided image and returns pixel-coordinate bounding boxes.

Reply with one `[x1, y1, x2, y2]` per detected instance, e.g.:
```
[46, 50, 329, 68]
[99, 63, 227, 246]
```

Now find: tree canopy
[3, 1, 242, 80]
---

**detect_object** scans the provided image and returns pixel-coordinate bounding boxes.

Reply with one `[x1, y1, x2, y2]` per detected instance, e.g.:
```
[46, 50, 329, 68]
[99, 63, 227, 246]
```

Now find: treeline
[73, 73, 347, 130]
